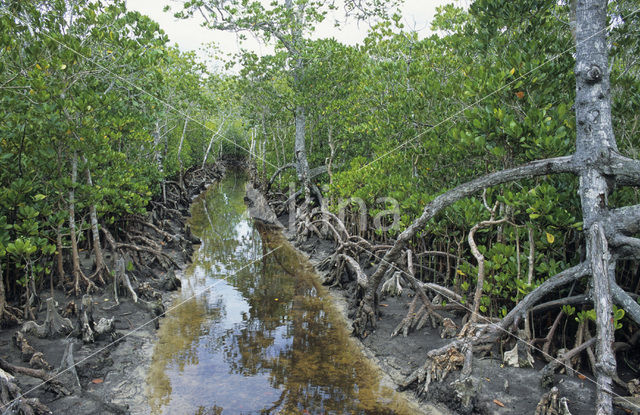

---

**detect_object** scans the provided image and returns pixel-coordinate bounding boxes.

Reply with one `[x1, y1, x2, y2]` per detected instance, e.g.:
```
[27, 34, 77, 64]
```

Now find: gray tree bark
[69, 151, 83, 296]
[574, 0, 618, 410]
[352, 3, 640, 411]
[82, 156, 105, 285]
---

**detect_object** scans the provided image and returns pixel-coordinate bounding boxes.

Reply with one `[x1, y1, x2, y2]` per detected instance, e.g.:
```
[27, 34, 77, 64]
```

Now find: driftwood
[10, 331, 52, 372]
[0, 367, 52, 414]
[28, 352, 51, 371]
[0, 356, 70, 397]
[13, 331, 36, 362]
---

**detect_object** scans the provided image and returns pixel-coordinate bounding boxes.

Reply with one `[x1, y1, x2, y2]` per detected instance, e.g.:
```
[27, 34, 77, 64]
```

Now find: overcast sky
[125, 0, 460, 66]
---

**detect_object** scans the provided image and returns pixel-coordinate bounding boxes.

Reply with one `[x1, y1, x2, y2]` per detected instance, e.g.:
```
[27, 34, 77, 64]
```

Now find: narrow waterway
[146, 171, 416, 414]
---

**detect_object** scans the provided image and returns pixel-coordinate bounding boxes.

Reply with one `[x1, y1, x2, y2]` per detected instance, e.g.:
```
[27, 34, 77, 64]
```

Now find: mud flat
[0, 163, 226, 415]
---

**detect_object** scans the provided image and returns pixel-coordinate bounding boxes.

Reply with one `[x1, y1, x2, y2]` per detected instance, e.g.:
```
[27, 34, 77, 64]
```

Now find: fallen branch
[0, 357, 70, 396]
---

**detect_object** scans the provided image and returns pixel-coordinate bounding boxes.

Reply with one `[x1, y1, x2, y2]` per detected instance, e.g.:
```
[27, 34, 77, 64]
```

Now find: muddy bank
[0, 162, 227, 415]
[254, 198, 609, 415]
[286, 231, 603, 414]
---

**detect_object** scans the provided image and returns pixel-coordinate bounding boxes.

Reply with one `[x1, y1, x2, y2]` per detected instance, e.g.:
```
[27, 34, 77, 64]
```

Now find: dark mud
[0, 163, 226, 415]
[288, 230, 604, 415]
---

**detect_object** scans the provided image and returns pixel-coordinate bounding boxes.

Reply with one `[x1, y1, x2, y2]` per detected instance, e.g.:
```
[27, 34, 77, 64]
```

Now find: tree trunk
[294, 106, 310, 188]
[55, 220, 64, 291]
[468, 215, 507, 324]
[574, 1, 618, 412]
[69, 151, 88, 296]
[202, 115, 227, 169]
[286, 0, 311, 217]
[177, 115, 189, 192]
[82, 157, 105, 285]
[0, 262, 19, 326]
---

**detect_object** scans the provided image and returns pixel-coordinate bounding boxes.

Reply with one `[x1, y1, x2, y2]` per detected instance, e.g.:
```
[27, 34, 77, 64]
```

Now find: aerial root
[88, 263, 107, 287]
[381, 271, 403, 297]
[391, 295, 420, 338]
[70, 266, 97, 297]
[21, 298, 73, 339]
[352, 298, 377, 337]
[102, 226, 179, 273]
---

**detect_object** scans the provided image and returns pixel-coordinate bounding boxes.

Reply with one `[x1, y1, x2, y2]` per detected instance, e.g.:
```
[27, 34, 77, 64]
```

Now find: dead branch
[0, 357, 70, 396]
[499, 263, 590, 331]
[531, 294, 591, 314]
[266, 162, 296, 191]
[541, 337, 596, 380]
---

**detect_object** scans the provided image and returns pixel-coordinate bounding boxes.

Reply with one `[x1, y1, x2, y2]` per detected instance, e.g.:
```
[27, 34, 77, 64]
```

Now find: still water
[146, 171, 415, 414]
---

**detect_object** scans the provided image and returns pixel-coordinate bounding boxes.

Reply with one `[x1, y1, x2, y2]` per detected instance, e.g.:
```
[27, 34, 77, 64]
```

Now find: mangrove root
[381, 271, 404, 297]
[402, 345, 466, 395]
[0, 356, 70, 397]
[114, 256, 138, 304]
[535, 387, 572, 415]
[13, 331, 36, 362]
[0, 368, 52, 414]
[21, 298, 73, 338]
[161, 269, 181, 291]
[78, 295, 115, 344]
[57, 340, 81, 394]
[503, 333, 534, 368]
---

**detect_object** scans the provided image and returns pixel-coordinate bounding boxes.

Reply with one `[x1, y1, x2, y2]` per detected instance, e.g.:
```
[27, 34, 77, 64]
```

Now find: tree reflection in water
[146, 171, 412, 415]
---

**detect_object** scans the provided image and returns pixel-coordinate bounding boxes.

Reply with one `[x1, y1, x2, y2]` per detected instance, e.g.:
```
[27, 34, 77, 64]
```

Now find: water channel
[145, 170, 416, 414]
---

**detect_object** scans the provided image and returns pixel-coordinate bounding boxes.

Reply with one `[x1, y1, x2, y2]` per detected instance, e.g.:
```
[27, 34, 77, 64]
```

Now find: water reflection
[146, 171, 413, 414]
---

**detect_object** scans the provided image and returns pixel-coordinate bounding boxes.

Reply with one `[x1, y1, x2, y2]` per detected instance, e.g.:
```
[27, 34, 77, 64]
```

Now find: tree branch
[611, 282, 640, 326]
[499, 262, 590, 331]
[356, 156, 577, 334]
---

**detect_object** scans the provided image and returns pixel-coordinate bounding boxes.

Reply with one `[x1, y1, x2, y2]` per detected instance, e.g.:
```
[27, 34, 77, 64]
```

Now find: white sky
[125, 0, 457, 67]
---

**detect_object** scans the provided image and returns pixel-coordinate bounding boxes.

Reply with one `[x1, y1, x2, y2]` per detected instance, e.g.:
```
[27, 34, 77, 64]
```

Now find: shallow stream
[146, 171, 415, 414]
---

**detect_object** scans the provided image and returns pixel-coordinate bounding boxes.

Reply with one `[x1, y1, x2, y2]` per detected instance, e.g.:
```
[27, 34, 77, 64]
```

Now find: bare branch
[611, 282, 640, 326]
[499, 262, 590, 331]
[355, 156, 577, 335]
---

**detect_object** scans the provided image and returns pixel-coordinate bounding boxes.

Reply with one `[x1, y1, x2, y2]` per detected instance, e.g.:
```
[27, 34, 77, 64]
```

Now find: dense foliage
[229, 0, 640, 327]
[0, 1, 639, 405]
[0, 0, 228, 316]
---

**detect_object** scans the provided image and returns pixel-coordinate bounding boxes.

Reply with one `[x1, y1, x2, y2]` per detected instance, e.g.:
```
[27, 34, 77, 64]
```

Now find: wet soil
[289, 231, 604, 415]
[0, 163, 226, 415]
